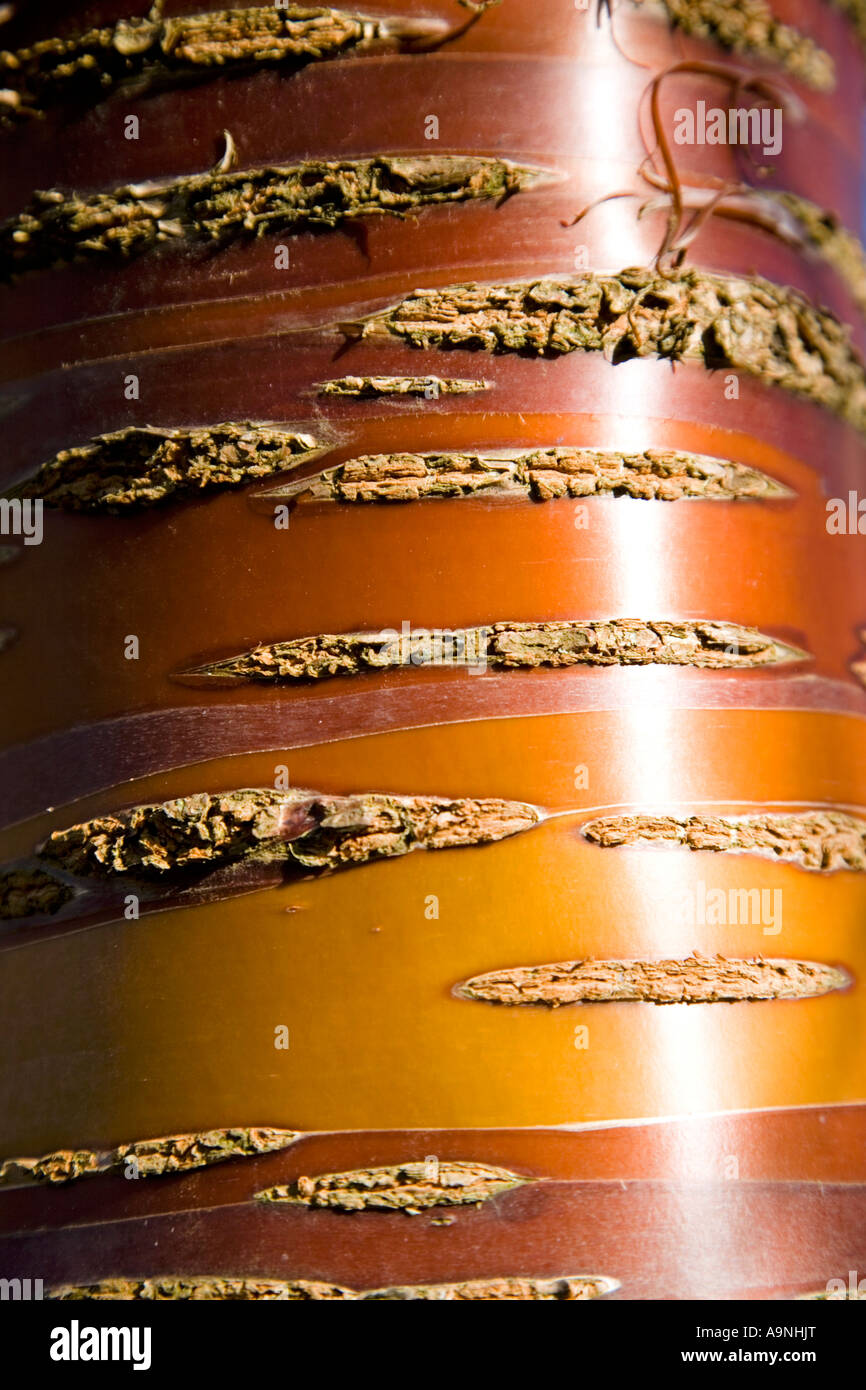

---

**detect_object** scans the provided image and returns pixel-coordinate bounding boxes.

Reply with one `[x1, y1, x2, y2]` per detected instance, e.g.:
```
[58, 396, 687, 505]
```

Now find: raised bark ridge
[348, 270, 866, 433]
[182, 620, 805, 683]
[50, 1273, 617, 1301]
[316, 375, 491, 397]
[50, 1276, 357, 1301]
[1, 157, 542, 276]
[775, 193, 866, 317]
[647, 0, 835, 90]
[361, 1275, 618, 1300]
[458, 953, 850, 1005]
[583, 810, 866, 872]
[0, 868, 73, 920]
[271, 447, 789, 505]
[0, 5, 452, 125]
[0, 1127, 300, 1186]
[38, 789, 541, 879]
[17, 425, 319, 512]
[256, 1159, 527, 1213]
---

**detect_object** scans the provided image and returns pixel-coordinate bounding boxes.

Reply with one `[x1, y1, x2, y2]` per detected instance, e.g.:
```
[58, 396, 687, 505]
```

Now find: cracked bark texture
[361, 1275, 618, 1300]
[256, 1160, 527, 1213]
[775, 193, 866, 317]
[50, 1273, 617, 1300]
[0, 1127, 300, 1186]
[0, 6, 450, 126]
[458, 954, 850, 1005]
[273, 447, 789, 505]
[183, 619, 805, 683]
[38, 789, 540, 879]
[316, 374, 491, 397]
[0, 868, 73, 920]
[17, 425, 319, 512]
[50, 1276, 356, 1301]
[649, 0, 835, 89]
[348, 270, 866, 432]
[583, 810, 866, 872]
[0, 157, 542, 277]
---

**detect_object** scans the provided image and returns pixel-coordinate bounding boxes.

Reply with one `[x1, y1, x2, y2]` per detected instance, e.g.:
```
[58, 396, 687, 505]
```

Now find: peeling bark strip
[0, 868, 73, 920]
[458, 954, 849, 1005]
[649, 0, 835, 90]
[361, 1275, 618, 1300]
[183, 620, 805, 684]
[776, 193, 866, 318]
[0, 5, 454, 126]
[0, 1127, 299, 1187]
[348, 270, 866, 433]
[316, 375, 491, 397]
[51, 1277, 356, 1301]
[583, 810, 866, 872]
[50, 1273, 617, 1301]
[271, 447, 789, 506]
[38, 789, 540, 879]
[0, 157, 542, 278]
[16, 425, 319, 512]
[256, 1160, 527, 1213]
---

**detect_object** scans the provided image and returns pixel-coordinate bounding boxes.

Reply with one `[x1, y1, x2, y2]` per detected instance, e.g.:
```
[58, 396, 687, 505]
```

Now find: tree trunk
[0, 0, 864, 1303]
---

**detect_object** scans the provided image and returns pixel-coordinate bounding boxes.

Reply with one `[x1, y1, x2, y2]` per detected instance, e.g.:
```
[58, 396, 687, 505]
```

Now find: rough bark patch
[647, 0, 835, 90]
[1, 157, 543, 276]
[583, 810, 866, 872]
[270, 447, 789, 505]
[38, 788, 541, 879]
[182, 619, 805, 684]
[0, 867, 73, 920]
[362, 1275, 619, 1300]
[316, 375, 491, 397]
[256, 1160, 527, 1213]
[348, 269, 866, 433]
[0, 1127, 300, 1187]
[458, 953, 849, 1005]
[15, 424, 319, 512]
[775, 193, 866, 317]
[0, 6, 449, 125]
[50, 1272, 617, 1300]
[50, 1276, 355, 1301]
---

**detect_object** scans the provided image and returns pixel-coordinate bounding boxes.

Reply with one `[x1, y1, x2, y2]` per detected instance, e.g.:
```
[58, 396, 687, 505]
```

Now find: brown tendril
[565, 58, 808, 275]
[405, 0, 501, 52]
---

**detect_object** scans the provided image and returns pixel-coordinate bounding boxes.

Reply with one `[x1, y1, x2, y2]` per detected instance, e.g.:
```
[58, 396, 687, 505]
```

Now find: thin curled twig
[564, 59, 808, 276]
